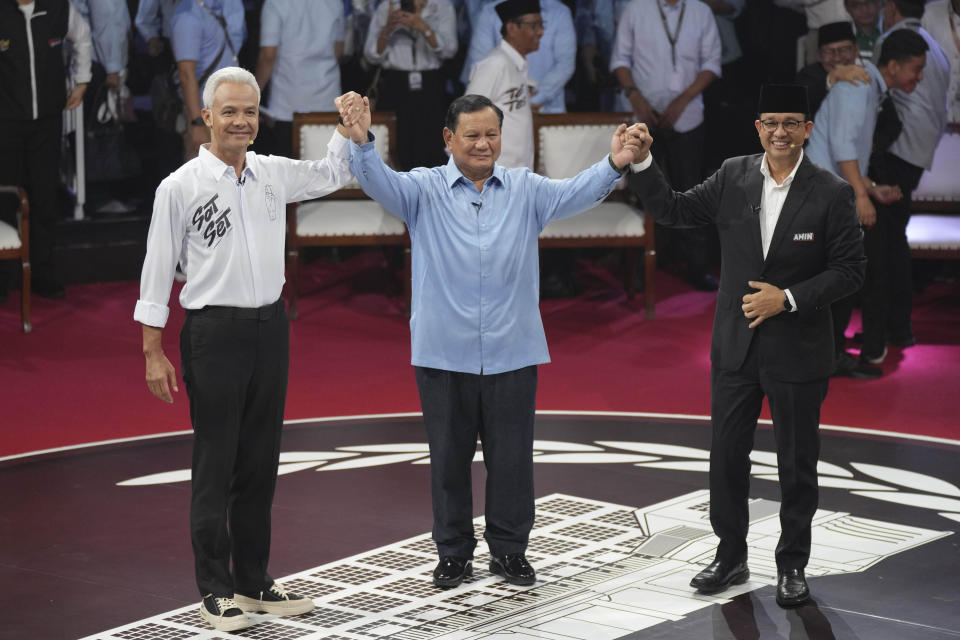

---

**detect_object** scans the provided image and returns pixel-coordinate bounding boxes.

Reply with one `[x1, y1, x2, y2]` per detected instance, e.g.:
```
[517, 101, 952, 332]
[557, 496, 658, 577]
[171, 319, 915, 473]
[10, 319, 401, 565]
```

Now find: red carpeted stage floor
[0, 252, 958, 459]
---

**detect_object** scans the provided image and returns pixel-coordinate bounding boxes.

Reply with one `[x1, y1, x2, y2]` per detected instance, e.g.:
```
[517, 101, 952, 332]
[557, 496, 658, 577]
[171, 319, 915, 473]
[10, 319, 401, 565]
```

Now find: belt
[186, 298, 285, 321]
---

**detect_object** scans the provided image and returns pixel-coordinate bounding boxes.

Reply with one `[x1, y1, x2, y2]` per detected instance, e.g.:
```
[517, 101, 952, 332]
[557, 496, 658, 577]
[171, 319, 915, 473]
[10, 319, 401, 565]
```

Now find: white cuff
[629, 154, 654, 173]
[784, 288, 798, 312]
[134, 300, 170, 327]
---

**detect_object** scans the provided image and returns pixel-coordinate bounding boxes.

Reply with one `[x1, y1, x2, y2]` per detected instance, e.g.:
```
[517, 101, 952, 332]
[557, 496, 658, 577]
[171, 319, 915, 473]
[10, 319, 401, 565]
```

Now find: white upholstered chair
[909, 127, 960, 259]
[0, 186, 31, 333]
[286, 112, 409, 318]
[534, 112, 656, 318]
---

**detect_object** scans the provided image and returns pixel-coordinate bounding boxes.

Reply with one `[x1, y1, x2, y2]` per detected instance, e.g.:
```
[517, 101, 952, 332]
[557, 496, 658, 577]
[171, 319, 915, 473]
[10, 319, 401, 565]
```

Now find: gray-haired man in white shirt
[134, 67, 358, 633]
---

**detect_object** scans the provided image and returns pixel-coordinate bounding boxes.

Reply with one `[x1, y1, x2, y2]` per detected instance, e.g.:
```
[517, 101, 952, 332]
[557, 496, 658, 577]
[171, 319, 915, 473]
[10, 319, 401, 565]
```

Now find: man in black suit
[624, 85, 865, 607]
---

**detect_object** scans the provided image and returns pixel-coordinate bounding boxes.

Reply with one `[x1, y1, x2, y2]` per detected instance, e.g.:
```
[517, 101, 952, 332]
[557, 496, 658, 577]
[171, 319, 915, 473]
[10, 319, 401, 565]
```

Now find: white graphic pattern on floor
[79, 491, 951, 640]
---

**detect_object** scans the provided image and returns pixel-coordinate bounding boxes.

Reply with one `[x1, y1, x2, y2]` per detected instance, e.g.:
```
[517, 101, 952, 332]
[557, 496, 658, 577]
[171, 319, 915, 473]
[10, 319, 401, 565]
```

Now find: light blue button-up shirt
[349, 137, 622, 374]
[70, 0, 130, 74]
[873, 20, 951, 170]
[135, 0, 181, 41]
[171, 0, 246, 83]
[259, 0, 344, 119]
[460, 0, 576, 113]
[609, 0, 722, 133]
[806, 61, 886, 179]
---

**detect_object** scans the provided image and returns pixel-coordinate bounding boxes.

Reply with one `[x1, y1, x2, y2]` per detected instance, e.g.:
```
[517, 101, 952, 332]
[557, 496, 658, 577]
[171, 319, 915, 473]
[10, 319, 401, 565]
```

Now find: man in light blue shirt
[805, 29, 928, 376]
[135, 0, 181, 56]
[70, 0, 129, 87]
[460, 0, 575, 113]
[254, 0, 344, 158]
[171, 0, 246, 159]
[868, 0, 951, 356]
[338, 91, 638, 589]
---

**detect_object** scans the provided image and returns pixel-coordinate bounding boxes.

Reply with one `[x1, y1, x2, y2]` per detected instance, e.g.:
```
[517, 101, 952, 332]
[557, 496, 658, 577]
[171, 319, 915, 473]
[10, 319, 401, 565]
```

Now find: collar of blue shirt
[442, 154, 507, 191]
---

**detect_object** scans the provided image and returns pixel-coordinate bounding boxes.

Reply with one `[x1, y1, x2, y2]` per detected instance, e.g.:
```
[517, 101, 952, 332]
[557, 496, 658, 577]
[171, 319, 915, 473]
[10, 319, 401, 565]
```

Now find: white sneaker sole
[234, 593, 315, 616]
[198, 605, 251, 631]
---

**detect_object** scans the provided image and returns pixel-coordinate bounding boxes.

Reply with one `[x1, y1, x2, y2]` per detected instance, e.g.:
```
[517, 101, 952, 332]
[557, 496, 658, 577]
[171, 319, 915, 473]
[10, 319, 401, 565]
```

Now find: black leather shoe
[776, 568, 810, 607]
[832, 352, 882, 379]
[432, 556, 472, 588]
[689, 558, 749, 594]
[489, 553, 536, 585]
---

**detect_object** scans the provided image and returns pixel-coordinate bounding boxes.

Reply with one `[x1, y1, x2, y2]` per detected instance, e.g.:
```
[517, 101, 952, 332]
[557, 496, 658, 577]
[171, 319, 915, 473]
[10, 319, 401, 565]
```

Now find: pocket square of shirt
[793, 232, 814, 242]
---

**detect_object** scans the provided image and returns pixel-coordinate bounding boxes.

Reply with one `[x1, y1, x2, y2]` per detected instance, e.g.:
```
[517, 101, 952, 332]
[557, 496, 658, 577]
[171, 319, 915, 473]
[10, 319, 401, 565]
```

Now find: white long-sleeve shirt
[466, 39, 535, 170]
[135, 132, 354, 328]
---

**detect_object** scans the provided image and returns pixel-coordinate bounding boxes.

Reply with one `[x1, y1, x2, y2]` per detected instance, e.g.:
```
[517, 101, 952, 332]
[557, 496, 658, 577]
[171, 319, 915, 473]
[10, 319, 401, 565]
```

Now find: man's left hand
[65, 83, 87, 110]
[742, 280, 786, 328]
[659, 95, 689, 130]
[610, 123, 643, 169]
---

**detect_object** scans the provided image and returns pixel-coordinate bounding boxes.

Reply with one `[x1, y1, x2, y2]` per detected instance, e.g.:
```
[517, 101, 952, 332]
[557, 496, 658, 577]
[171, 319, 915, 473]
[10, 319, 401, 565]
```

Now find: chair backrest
[913, 129, 960, 211]
[533, 112, 634, 189]
[292, 111, 397, 198]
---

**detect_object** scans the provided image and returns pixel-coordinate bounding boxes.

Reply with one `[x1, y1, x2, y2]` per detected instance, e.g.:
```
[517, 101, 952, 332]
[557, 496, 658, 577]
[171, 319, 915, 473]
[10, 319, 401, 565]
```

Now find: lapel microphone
[236, 176, 246, 187]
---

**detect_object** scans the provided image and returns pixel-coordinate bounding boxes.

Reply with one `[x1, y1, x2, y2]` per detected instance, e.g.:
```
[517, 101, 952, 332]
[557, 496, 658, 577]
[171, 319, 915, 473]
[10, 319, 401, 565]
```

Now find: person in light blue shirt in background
[336, 91, 639, 591]
[71, 0, 130, 89]
[461, 0, 576, 113]
[805, 28, 928, 379]
[171, 0, 246, 159]
[135, 0, 181, 57]
[254, 0, 344, 158]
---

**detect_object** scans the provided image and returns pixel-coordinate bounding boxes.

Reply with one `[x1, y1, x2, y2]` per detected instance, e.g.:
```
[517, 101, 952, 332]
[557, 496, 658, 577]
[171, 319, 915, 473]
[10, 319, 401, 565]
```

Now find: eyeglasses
[759, 119, 805, 132]
[820, 43, 856, 59]
[513, 20, 545, 30]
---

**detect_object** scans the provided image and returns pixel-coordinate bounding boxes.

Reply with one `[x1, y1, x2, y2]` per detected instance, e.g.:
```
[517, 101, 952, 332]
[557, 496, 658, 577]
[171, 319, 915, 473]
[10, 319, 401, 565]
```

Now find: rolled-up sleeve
[135, 182, 184, 328]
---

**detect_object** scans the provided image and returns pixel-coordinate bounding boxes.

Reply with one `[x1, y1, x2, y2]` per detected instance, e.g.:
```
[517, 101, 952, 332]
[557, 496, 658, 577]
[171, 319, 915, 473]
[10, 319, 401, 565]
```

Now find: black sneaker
[199, 594, 250, 631]
[234, 582, 315, 616]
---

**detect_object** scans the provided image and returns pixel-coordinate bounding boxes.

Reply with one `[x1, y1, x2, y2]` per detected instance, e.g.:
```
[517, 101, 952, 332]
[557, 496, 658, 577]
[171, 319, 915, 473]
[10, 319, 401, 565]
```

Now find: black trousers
[179, 299, 289, 597]
[862, 152, 924, 355]
[0, 115, 63, 280]
[414, 365, 538, 559]
[647, 124, 711, 278]
[377, 69, 448, 171]
[709, 339, 829, 570]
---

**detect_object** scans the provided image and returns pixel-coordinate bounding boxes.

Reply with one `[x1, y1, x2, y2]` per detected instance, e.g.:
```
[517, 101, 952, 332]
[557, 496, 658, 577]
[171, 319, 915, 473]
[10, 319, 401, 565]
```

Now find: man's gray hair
[202, 66, 261, 109]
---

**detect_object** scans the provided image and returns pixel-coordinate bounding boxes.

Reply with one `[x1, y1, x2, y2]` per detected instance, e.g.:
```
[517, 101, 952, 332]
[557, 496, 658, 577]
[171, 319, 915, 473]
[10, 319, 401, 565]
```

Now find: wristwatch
[622, 86, 638, 98]
[190, 116, 205, 127]
[423, 27, 434, 39]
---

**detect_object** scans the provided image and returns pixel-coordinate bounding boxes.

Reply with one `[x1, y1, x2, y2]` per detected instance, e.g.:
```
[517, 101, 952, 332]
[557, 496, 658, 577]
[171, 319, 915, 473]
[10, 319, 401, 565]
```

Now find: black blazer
[629, 154, 866, 382]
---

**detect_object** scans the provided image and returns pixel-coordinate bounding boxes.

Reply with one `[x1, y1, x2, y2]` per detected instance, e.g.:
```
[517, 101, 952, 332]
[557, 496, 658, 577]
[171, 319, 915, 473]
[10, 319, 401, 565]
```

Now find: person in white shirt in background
[921, 0, 960, 122]
[135, 66, 361, 633]
[364, 0, 457, 170]
[465, 0, 542, 169]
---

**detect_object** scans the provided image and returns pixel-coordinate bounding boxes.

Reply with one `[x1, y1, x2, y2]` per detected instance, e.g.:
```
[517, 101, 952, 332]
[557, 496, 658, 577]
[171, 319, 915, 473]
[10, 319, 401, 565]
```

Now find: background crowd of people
[2, 0, 958, 377]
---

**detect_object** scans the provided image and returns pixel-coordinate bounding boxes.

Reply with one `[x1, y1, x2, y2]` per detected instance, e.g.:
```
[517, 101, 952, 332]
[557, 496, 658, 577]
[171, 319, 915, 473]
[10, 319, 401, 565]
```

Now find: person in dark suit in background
[624, 84, 866, 607]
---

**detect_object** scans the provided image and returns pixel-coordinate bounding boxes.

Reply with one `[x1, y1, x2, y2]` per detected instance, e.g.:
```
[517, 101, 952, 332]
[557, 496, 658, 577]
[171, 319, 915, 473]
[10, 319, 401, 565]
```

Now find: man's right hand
[147, 37, 165, 57]
[145, 350, 178, 403]
[335, 92, 372, 144]
[829, 64, 871, 87]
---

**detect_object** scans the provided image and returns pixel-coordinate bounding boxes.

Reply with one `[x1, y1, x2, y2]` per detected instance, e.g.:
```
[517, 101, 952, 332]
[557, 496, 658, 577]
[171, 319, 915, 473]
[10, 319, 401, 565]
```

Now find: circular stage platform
[2, 413, 958, 639]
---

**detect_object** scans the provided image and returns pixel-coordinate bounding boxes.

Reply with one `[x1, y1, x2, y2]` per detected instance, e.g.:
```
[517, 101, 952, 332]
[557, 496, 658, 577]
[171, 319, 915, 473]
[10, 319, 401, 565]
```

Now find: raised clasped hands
[611, 122, 653, 168]
[334, 91, 371, 145]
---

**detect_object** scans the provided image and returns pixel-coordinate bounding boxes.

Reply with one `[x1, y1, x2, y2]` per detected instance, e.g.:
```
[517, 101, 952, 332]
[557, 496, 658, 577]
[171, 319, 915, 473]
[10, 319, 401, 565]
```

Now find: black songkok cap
[758, 84, 810, 118]
[818, 21, 856, 47]
[495, 0, 541, 22]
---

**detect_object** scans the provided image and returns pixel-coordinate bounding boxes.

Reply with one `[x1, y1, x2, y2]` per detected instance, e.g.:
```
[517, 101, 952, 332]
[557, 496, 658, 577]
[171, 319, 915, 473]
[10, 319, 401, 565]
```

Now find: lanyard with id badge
[657, 0, 687, 93]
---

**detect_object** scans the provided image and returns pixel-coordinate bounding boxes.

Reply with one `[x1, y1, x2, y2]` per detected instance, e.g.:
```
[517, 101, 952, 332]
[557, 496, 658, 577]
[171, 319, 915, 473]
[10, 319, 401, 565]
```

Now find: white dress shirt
[135, 132, 354, 328]
[921, 2, 960, 125]
[759, 151, 801, 310]
[609, 0, 722, 133]
[465, 39, 535, 169]
[363, 0, 457, 71]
